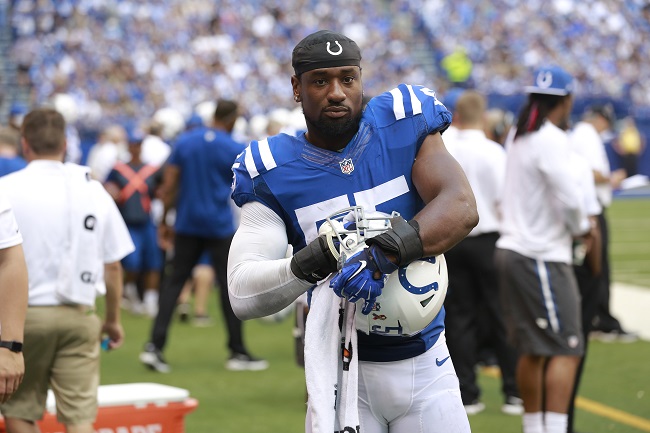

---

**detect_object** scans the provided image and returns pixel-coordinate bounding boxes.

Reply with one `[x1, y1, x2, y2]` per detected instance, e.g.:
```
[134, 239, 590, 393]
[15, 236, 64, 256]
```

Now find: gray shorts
[495, 248, 584, 357]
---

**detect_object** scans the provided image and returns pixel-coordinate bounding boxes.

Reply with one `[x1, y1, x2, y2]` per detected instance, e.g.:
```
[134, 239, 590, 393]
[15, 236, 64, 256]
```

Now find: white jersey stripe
[536, 259, 560, 333]
[406, 85, 422, 115]
[244, 146, 259, 179]
[353, 176, 410, 213]
[390, 88, 406, 120]
[258, 138, 277, 172]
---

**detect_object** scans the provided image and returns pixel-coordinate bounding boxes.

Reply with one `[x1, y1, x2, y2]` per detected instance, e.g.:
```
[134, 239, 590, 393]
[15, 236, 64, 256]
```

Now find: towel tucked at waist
[55, 163, 100, 306]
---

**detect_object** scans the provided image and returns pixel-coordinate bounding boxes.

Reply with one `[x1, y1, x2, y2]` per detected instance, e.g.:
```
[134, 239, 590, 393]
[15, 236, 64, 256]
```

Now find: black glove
[365, 216, 423, 267]
[290, 235, 338, 284]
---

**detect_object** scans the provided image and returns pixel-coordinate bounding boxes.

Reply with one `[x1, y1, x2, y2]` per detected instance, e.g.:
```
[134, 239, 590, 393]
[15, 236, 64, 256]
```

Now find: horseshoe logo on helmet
[326, 41, 343, 56]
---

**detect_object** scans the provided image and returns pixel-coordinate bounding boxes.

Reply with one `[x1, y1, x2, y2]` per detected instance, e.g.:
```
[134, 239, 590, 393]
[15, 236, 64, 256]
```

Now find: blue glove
[330, 245, 398, 315]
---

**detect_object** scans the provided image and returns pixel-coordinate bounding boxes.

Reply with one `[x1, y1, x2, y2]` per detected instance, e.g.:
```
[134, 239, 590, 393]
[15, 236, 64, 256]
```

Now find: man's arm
[330, 133, 478, 313]
[228, 201, 312, 320]
[0, 243, 28, 403]
[412, 132, 479, 256]
[102, 260, 124, 350]
[157, 164, 180, 251]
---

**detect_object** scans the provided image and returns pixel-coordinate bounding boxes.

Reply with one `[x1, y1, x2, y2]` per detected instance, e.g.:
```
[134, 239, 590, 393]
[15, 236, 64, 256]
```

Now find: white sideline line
[611, 282, 650, 341]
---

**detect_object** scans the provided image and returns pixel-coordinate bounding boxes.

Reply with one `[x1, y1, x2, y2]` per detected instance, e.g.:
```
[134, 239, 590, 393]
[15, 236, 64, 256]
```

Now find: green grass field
[98, 197, 650, 433]
[608, 198, 650, 289]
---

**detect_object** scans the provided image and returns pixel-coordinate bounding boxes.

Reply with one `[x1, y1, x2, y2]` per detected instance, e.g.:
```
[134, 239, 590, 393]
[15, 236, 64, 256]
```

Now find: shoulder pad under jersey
[365, 84, 452, 135]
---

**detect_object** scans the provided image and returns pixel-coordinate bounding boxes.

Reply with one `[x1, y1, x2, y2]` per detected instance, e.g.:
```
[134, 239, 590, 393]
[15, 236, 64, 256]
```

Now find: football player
[227, 30, 478, 432]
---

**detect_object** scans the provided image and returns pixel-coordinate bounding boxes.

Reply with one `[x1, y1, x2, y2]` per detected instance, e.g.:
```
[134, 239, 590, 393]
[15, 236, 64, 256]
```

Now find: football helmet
[319, 206, 448, 337]
[318, 206, 397, 264]
[357, 254, 448, 336]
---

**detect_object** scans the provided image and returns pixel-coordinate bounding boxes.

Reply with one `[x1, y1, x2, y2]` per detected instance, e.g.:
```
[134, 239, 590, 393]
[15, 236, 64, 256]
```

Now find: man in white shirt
[444, 90, 521, 416]
[496, 66, 593, 433]
[140, 121, 171, 167]
[0, 108, 134, 433]
[0, 194, 28, 404]
[86, 124, 129, 182]
[565, 150, 603, 433]
[569, 105, 635, 342]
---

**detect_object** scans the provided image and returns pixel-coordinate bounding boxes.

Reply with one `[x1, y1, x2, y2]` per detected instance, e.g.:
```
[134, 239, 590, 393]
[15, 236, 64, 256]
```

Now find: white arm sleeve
[227, 201, 312, 320]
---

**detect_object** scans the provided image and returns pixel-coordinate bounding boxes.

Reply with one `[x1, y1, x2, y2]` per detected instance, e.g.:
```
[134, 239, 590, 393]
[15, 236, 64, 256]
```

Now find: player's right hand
[330, 245, 397, 315]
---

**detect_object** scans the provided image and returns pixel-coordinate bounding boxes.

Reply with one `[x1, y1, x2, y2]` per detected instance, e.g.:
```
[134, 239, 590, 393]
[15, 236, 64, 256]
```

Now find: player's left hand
[330, 245, 398, 315]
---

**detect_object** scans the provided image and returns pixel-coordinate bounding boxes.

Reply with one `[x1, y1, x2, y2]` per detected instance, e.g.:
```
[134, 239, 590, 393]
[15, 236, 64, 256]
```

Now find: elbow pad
[365, 216, 423, 267]
[290, 236, 338, 284]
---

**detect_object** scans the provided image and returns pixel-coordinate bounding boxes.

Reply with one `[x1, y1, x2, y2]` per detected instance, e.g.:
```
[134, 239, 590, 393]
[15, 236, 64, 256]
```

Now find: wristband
[290, 236, 338, 283]
[365, 216, 423, 267]
[0, 340, 23, 353]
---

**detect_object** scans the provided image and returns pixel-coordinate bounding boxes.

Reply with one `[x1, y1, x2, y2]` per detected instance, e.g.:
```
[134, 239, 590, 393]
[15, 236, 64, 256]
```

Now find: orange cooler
[1, 383, 198, 433]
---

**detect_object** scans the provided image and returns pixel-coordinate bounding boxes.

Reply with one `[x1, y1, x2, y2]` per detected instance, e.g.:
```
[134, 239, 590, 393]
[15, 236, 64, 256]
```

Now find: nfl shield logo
[339, 158, 354, 175]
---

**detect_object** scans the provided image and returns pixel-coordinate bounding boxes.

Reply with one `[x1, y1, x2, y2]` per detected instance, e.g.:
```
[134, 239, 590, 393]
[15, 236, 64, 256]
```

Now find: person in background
[140, 121, 172, 167]
[484, 108, 514, 146]
[172, 114, 218, 328]
[570, 105, 637, 343]
[0, 127, 26, 177]
[176, 253, 215, 327]
[140, 99, 267, 373]
[496, 66, 592, 433]
[613, 116, 645, 179]
[0, 193, 28, 404]
[104, 130, 163, 318]
[565, 148, 604, 433]
[0, 108, 134, 433]
[7, 105, 27, 135]
[86, 124, 129, 182]
[444, 90, 521, 416]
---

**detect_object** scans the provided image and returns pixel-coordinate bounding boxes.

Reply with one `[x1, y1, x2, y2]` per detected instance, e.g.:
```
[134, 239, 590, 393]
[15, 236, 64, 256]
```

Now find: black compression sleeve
[290, 236, 338, 284]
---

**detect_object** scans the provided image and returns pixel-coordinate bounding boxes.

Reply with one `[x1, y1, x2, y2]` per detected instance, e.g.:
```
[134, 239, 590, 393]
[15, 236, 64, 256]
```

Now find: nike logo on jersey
[349, 260, 367, 280]
[435, 356, 450, 367]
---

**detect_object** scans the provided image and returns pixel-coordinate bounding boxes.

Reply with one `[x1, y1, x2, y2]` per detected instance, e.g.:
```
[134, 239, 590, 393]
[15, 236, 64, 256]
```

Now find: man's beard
[304, 108, 362, 141]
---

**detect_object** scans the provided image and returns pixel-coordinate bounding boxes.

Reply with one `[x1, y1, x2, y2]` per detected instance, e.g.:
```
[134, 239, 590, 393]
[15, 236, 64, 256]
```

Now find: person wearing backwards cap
[228, 30, 477, 432]
[495, 65, 593, 433]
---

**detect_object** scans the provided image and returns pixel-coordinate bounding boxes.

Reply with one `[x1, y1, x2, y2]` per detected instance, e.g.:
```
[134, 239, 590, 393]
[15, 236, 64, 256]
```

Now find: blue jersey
[0, 156, 27, 177]
[170, 127, 245, 238]
[232, 84, 452, 362]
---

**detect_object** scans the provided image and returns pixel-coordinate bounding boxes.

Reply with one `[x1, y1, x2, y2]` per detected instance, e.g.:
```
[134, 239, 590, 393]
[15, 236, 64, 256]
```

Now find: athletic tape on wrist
[290, 236, 338, 283]
[365, 216, 423, 267]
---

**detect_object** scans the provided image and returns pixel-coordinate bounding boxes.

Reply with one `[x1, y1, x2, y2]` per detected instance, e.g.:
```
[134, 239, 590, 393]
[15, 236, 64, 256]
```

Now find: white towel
[304, 280, 360, 433]
[55, 163, 100, 306]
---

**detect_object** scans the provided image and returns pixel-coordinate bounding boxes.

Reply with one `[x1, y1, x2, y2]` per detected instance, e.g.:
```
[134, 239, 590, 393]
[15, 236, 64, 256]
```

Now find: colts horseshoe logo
[536, 71, 553, 89]
[326, 41, 343, 56]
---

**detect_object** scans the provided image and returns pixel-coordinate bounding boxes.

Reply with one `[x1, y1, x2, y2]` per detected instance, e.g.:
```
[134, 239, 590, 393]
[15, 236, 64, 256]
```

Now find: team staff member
[105, 131, 163, 318]
[141, 100, 267, 373]
[570, 105, 635, 342]
[496, 66, 591, 433]
[443, 90, 521, 416]
[0, 108, 134, 433]
[228, 30, 477, 432]
[0, 194, 28, 404]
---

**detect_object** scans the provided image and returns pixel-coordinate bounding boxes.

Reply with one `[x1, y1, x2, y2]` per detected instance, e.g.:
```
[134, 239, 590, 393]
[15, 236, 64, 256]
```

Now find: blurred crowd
[414, 0, 650, 105]
[8, 0, 422, 131]
[7, 0, 650, 133]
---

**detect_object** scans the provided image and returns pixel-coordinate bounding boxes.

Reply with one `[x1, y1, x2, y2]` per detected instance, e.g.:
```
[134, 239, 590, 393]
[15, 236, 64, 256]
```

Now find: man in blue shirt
[227, 30, 477, 432]
[140, 100, 267, 373]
